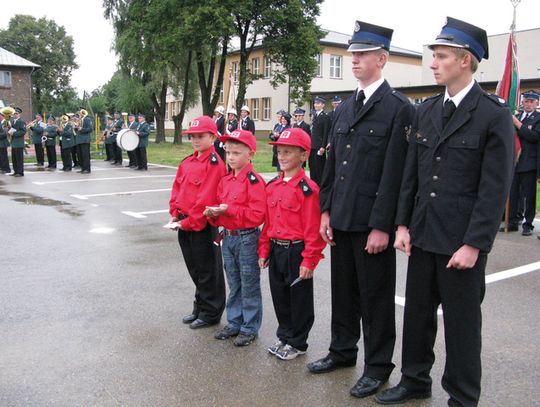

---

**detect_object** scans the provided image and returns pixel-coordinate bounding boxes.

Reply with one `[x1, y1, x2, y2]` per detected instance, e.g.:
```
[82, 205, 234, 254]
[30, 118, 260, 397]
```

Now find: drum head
[117, 129, 139, 151]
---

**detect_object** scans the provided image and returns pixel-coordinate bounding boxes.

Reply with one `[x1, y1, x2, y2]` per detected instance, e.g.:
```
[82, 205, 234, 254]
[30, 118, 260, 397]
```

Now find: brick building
[0, 47, 40, 121]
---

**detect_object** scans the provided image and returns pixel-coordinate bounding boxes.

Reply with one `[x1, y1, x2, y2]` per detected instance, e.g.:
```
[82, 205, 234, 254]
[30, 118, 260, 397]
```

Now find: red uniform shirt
[169, 146, 227, 231]
[258, 169, 326, 270]
[209, 163, 266, 230]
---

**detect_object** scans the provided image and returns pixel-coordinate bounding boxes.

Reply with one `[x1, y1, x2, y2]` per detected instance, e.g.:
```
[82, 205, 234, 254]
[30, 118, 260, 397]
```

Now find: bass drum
[117, 129, 139, 151]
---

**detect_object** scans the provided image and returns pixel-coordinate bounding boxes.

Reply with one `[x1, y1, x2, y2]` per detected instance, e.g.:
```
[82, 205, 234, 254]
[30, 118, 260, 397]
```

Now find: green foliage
[0, 15, 79, 113]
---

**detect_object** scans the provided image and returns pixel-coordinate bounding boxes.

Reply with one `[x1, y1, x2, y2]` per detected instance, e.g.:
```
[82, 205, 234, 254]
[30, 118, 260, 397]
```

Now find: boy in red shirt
[258, 127, 326, 360]
[168, 116, 228, 329]
[204, 129, 266, 346]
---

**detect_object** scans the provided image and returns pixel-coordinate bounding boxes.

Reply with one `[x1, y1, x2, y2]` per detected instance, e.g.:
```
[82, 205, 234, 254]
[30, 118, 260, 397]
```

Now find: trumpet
[26, 119, 38, 130]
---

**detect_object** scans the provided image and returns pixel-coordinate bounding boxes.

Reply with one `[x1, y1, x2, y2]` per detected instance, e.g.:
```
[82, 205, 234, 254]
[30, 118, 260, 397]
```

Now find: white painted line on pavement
[71, 188, 170, 200]
[122, 209, 169, 219]
[33, 174, 175, 185]
[485, 261, 540, 284]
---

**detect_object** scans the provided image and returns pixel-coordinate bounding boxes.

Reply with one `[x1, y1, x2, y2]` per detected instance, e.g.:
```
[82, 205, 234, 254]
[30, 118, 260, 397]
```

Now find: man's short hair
[450, 48, 479, 73]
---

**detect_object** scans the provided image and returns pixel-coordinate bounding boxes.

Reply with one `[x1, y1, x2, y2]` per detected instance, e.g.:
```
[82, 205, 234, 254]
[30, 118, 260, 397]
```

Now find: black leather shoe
[522, 226, 533, 236]
[307, 355, 355, 374]
[182, 314, 197, 324]
[189, 318, 215, 329]
[375, 385, 431, 405]
[350, 376, 386, 398]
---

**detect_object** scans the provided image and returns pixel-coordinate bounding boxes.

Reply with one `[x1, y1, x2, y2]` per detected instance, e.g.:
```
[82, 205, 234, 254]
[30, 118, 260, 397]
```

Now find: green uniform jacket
[76, 116, 94, 144]
[10, 118, 26, 149]
[60, 124, 75, 149]
[45, 125, 58, 147]
[30, 121, 45, 144]
[0, 122, 9, 148]
[137, 122, 150, 148]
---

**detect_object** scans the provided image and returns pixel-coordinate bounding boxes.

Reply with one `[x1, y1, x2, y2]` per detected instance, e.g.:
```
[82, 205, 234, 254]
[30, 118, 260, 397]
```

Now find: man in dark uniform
[70, 113, 80, 168]
[60, 115, 74, 171]
[135, 113, 150, 170]
[307, 20, 415, 400]
[240, 105, 255, 133]
[213, 106, 226, 161]
[328, 95, 342, 123]
[44, 115, 58, 169]
[376, 18, 514, 406]
[0, 112, 11, 173]
[126, 113, 139, 168]
[75, 108, 94, 173]
[29, 113, 46, 166]
[227, 108, 238, 134]
[309, 96, 331, 185]
[111, 111, 124, 165]
[292, 108, 311, 134]
[505, 90, 540, 236]
[8, 107, 26, 176]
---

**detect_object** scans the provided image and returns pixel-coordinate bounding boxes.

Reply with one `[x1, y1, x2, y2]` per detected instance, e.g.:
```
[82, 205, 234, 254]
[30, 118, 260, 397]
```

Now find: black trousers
[400, 246, 486, 407]
[104, 143, 114, 161]
[308, 150, 326, 186]
[135, 147, 147, 169]
[177, 224, 225, 323]
[508, 170, 537, 228]
[61, 147, 72, 170]
[127, 149, 137, 166]
[71, 144, 80, 166]
[0, 147, 10, 172]
[34, 143, 44, 165]
[268, 241, 314, 351]
[78, 143, 91, 172]
[45, 145, 57, 168]
[113, 142, 123, 164]
[329, 229, 396, 380]
[11, 147, 24, 175]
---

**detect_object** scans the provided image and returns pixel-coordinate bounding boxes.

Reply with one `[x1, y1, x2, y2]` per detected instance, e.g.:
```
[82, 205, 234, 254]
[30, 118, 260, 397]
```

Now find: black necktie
[355, 90, 366, 115]
[442, 99, 456, 128]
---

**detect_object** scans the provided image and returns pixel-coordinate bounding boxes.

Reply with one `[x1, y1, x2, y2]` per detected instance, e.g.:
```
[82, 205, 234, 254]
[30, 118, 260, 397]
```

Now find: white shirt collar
[357, 77, 385, 104]
[444, 79, 475, 108]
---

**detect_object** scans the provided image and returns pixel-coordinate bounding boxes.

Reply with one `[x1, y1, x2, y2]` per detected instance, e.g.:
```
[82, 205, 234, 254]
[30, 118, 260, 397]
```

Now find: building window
[219, 87, 224, 103]
[252, 58, 260, 75]
[165, 103, 169, 121]
[263, 56, 271, 78]
[315, 54, 322, 77]
[0, 71, 12, 88]
[263, 97, 271, 120]
[171, 101, 176, 118]
[232, 61, 239, 83]
[176, 101, 181, 115]
[329, 55, 342, 79]
[251, 98, 260, 120]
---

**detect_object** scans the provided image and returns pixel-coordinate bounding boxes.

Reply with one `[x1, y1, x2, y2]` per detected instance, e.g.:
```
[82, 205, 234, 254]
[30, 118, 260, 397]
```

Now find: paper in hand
[290, 277, 303, 287]
[163, 221, 180, 230]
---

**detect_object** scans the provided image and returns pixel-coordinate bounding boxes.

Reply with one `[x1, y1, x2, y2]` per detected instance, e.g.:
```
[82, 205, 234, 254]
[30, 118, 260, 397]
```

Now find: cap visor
[427, 40, 466, 50]
[347, 43, 382, 52]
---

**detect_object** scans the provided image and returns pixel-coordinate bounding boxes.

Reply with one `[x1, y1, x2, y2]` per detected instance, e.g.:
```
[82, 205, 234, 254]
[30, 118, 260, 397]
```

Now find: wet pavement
[1, 161, 539, 407]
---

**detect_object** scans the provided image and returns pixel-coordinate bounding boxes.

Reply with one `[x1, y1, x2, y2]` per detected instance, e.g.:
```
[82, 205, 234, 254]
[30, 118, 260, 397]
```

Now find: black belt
[270, 238, 303, 248]
[177, 211, 188, 220]
[224, 228, 258, 236]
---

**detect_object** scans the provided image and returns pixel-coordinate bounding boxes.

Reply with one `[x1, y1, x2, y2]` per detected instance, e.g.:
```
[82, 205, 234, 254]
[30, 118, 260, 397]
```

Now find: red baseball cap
[182, 116, 218, 136]
[220, 129, 257, 152]
[269, 127, 311, 151]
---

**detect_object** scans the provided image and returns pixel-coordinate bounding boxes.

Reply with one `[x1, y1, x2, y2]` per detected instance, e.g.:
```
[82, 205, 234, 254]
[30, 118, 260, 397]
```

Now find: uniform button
[282, 182, 286, 185]
[422, 138, 427, 142]
[461, 140, 466, 145]
[277, 230, 280, 233]
[436, 156, 441, 162]
[343, 161, 347, 165]
[430, 192, 437, 198]
[346, 144, 351, 149]
[432, 175, 438, 181]
[349, 129, 354, 134]
[233, 195, 237, 199]
[369, 129, 374, 133]
[278, 198, 282, 201]
[340, 176, 345, 180]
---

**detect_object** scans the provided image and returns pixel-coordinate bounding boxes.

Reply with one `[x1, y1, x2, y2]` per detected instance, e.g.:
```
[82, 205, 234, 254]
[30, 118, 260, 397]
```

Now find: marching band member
[0, 111, 11, 173]
[75, 107, 93, 173]
[104, 115, 114, 162]
[29, 113, 46, 166]
[135, 113, 150, 171]
[110, 111, 124, 165]
[44, 115, 58, 169]
[60, 115, 74, 172]
[9, 107, 26, 177]
[127, 113, 139, 168]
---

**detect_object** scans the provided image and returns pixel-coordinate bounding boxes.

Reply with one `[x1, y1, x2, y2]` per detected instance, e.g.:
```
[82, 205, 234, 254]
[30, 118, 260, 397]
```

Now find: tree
[0, 15, 79, 113]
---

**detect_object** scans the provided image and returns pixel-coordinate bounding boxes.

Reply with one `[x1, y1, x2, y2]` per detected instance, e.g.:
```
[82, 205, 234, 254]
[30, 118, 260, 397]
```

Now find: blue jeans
[222, 229, 263, 335]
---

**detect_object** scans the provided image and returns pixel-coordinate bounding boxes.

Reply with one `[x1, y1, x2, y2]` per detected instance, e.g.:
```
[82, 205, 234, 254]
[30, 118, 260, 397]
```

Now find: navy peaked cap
[347, 20, 393, 52]
[429, 17, 489, 61]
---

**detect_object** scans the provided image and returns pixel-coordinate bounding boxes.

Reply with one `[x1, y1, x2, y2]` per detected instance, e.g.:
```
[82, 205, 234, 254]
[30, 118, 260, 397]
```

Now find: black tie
[355, 90, 366, 115]
[442, 99, 456, 128]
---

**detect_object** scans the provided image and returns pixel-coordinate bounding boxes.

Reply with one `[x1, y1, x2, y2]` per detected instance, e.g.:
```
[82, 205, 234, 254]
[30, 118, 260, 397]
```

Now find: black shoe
[13, 173, 24, 177]
[189, 318, 216, 329]
[214, 325, 239, 340]
[234, 332, 257, 347]
[522, 225, 533, 236]
[537, 235, 540, 240]
[63, 168, 72, 172]
[81, 170, 91, 174]
[375, 385, 431, 405]
[350, 376, 386, 398]
[499, 225, 518, 232]
[73, 165, 80, 168]
[307, 355, 356, 374]
[182, 314, 197, 324]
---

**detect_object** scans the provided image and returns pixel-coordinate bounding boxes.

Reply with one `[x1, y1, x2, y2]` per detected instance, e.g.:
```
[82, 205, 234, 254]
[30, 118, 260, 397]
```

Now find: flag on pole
[225, 70, 237, 134]
[495, 26, 521, 157]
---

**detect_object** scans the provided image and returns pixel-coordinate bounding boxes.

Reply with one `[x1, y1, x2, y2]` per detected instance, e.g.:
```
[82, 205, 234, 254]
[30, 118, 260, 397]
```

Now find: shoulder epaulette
[247, 171, 259, 184]
[299, 178, 313, 196]
[391, 90, 410, 104]
[483, 92, 507, 107]
[210, 152, 219, 165]
[267, 175, 279, 185]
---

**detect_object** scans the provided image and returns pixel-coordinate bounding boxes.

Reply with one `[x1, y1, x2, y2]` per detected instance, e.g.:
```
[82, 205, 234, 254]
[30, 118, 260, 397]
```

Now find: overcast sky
[2, 0, 539, 96]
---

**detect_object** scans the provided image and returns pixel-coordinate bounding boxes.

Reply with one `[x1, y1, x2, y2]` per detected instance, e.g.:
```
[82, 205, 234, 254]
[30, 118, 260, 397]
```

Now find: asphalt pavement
[1, 160, 539, 407]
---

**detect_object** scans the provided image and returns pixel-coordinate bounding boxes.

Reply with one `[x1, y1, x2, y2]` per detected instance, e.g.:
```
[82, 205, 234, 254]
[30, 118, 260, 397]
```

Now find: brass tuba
[1, 106, 16, 142]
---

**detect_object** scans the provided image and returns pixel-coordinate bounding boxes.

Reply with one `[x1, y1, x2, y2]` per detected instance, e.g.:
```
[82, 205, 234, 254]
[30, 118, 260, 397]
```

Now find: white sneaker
[275, 344, 306, 360]
[267, 340, 285, 355]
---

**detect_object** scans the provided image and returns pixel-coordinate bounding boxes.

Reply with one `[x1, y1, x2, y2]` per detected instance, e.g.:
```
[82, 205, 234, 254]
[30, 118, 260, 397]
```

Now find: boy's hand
[205, 204, 228, 217]
[203, 208, 215, 218]
[320, 211, 336, 246]
[365, 228, 389, 254]
[447, 245, 479, 270]
[394, 225, 411, 256]
[299, 266, 314, 280]
[258, 258, 269, 269]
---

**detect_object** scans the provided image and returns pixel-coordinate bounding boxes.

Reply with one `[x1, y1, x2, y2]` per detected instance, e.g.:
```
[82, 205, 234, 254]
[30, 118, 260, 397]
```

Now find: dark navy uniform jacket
[320, 80, 414, 233]
[396, 82, 514, 255]
[310, 111, 331, 150]
[515, 110, 540, 173]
